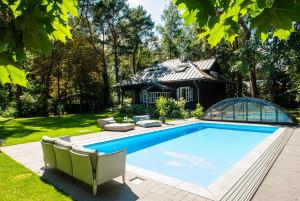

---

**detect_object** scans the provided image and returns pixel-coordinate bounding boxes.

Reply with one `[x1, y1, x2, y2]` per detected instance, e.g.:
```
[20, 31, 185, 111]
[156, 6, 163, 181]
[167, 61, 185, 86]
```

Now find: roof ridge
[188, 61, 214, 80]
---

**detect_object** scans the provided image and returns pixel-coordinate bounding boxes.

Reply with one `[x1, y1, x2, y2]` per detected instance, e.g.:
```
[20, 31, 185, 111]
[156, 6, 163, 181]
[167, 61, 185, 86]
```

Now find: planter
[159, 116, 166, 124]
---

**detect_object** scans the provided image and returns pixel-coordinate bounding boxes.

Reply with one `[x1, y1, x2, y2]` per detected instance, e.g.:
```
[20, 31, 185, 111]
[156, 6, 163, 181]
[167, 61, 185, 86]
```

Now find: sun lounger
[97, 117, 134, 131]
[133, 115, 162, 128]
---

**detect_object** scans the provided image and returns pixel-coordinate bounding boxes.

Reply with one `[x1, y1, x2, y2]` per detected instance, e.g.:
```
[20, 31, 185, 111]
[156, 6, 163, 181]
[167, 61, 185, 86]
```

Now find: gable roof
[118, 58, 217, 86]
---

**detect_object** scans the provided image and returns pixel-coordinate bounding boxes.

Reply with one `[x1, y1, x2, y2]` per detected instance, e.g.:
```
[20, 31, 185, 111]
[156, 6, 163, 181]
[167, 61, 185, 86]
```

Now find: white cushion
[55, 139, 73, 148]
[136, 120, 162, 128]
[97, 117, 116, 129]
[104, 123, 134, 131]
[42, 136, 56, 144]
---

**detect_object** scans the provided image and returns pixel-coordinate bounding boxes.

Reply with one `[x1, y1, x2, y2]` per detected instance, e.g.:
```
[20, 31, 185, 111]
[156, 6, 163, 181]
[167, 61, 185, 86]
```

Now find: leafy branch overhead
[0, 0, 78, 87]
[173, 0, 300, 46]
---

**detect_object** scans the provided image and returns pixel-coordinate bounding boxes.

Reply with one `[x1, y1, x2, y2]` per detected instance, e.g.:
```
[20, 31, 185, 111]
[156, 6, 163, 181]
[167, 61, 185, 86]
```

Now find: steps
[219, 127, 295, 201]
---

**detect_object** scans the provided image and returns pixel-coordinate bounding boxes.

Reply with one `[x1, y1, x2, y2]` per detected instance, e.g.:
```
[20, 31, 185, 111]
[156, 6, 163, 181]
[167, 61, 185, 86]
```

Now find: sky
[127, 0, 170, 26]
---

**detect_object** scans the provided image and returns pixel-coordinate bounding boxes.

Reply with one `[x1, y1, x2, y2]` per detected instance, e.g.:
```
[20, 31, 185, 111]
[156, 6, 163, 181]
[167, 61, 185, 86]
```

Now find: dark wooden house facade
[117, 58, 231, 109]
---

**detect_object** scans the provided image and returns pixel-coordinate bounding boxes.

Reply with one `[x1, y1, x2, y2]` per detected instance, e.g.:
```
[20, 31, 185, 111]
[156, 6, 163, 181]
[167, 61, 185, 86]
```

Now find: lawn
[0, 152, 71, 201]
[288, 108, 300, 121]
[0, 112, 125, 146]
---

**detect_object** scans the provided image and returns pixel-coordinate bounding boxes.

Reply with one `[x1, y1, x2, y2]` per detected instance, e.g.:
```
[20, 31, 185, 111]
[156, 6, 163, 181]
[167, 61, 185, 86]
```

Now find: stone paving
[251, 127, 300, 201]
[1, 120, 300, 201]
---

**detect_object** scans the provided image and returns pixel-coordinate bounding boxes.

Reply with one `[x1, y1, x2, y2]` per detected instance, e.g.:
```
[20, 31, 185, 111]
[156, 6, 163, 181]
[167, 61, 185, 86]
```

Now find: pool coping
[77, 121, 288, 200]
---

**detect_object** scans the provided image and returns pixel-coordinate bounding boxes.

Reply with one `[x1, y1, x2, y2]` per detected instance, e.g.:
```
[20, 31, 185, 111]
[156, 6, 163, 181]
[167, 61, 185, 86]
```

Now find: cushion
[42, 136, 56, 144]
[55, 139, 73, 149]
[136, 120, 162, 128]
[97, 117, 116, 129]
[72, 146, 98, 170]
[104, 123, 134, 132]
[133, 115, 150, 123]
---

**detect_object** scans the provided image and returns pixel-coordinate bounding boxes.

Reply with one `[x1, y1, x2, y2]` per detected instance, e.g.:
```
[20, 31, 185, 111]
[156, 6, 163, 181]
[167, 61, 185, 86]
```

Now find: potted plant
[156, 96, 168, 123]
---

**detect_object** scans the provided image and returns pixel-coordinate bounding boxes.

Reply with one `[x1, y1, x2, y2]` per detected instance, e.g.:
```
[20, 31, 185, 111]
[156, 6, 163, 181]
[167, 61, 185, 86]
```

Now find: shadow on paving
[41, 169, 138, 201]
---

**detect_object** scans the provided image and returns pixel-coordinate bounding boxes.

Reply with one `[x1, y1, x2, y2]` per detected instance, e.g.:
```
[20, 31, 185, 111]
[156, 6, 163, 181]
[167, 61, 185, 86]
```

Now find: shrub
[156, 96, 168, 117]
[165, 98, 188, 118]
[192, 103, 204, 119]
[19, 92, 38, 117]
[118, 104, 158, 116]
[1, 106, 17, 117]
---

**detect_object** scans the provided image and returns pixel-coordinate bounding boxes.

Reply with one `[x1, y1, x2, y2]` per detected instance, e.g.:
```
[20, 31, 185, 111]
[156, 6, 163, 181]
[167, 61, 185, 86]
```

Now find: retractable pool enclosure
[202, 97, 298, 125]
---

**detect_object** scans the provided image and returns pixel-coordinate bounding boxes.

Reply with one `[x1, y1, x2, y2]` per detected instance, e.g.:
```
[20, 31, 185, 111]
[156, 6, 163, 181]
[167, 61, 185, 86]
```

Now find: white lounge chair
[133, 115, 162, 128]
[97, 117, 134, 132]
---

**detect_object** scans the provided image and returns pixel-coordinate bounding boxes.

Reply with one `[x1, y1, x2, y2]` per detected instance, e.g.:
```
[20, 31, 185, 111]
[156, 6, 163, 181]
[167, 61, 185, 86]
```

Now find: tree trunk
[132, 43, 139, 74]
[236, 73, 243, 97]
[250, 66, 258, 97]
[239, 16, 258, 97]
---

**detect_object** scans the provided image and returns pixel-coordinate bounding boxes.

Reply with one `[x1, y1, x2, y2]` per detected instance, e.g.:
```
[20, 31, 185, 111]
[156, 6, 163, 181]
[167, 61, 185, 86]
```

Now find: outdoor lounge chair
[97, 117, 134, 132]
[70, 148, 126, 196]
[41, 136, 71, 169]
[133, 115, 162, 128]
[41, 136, 127, 196]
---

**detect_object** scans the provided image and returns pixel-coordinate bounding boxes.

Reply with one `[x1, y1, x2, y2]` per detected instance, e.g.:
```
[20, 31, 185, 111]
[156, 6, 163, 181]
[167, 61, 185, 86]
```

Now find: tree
[157, 2, 183, 59]
[173, 0, 300, 98]
[173, 0, 300, 47]
[122, 5, 154, 74]
[0, 0, 78, 87]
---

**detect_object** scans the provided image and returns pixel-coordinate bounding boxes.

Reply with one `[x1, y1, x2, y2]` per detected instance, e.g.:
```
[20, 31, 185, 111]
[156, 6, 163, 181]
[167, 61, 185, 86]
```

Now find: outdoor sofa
[97, 117, 135, 132]
[41, 136, 126, 196]
[133, 115, 162, 128]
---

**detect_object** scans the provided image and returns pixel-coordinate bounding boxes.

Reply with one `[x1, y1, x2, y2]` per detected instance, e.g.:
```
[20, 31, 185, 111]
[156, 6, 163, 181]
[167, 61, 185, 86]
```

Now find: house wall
[121, 80, 228, 109]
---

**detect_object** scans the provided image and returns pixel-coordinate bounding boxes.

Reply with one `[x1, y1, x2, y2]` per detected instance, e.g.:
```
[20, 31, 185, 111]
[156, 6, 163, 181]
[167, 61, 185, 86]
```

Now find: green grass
[287, 108, 300, 121]
[0, 152, 71, 201]
[0, 112, 125, 146]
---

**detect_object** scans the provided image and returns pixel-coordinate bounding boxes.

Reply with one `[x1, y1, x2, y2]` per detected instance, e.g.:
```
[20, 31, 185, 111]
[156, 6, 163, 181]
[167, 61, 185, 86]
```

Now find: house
[117, 58, 231, 109]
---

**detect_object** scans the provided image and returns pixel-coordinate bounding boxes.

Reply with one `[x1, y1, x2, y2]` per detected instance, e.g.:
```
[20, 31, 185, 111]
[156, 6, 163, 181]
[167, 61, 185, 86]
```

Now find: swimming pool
[85, 122, 278, 187]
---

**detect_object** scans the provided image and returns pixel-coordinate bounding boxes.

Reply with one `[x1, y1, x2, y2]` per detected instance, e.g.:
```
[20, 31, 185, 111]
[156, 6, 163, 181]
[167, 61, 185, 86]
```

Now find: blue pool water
[85, 122, 277, 186]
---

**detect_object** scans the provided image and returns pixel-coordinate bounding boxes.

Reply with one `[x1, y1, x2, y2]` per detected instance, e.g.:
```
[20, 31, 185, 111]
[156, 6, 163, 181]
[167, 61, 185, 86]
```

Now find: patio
[1, 119, 300, 201]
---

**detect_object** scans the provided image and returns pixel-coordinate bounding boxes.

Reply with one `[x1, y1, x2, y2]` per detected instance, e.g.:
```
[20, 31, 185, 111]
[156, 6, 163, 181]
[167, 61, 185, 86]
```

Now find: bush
[117, 104, 158, 116]
[165, 98, 188, 119]
[19, 92, 38, 117]
[1, 106, 17, 117]
[156, 97, 168, 117]
[192, 103, 204, 119]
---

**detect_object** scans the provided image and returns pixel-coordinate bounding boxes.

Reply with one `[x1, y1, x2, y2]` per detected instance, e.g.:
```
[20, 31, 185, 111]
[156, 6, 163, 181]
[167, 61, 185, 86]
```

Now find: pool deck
[1, 119, 300, 201]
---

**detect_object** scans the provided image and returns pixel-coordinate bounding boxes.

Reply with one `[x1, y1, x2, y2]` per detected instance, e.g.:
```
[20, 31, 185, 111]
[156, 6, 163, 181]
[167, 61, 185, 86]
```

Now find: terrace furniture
[97, 117, 135, 132]
[41, 136, 71, 168]
[41, 136, 127, 196]
[133, 115, 162, 128]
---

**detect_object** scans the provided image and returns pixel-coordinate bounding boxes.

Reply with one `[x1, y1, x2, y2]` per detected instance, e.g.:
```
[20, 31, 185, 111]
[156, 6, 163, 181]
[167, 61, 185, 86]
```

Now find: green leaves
[0, 0, 79, 87]
[173, 0, 300, 47]
[0, 56, 27, 87]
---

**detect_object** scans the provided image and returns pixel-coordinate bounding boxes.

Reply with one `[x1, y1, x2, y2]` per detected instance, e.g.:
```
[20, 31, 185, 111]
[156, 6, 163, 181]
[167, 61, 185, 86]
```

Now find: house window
[140, 90, 148, 103]
[140, 91, 171, 103]
[176, 87, 193, 102]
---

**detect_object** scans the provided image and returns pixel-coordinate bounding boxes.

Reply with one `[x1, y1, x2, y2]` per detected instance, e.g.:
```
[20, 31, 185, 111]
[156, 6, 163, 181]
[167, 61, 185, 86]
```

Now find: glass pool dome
[202, 97, 298, 125]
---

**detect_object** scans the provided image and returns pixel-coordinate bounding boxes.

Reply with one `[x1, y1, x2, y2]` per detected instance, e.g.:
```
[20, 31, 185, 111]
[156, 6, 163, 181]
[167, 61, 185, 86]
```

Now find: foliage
[0, 0, 78, 86]
[173, 0, 300, 47]
[0, 153, 72, 201]
[191, 103, 204, 119]
[165, 98, 189, 119]
[157, 2, 183, 59]
[118, 104, 157, 116]
[1, 106, 17, 118]
[156, 96, 168, 117]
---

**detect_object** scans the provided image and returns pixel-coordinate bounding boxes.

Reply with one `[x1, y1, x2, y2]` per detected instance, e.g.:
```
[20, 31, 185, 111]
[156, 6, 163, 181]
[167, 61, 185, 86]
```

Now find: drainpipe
[193, 80, 200, 104]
